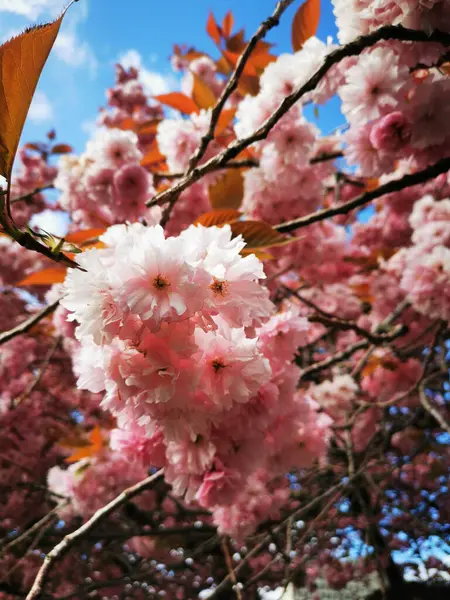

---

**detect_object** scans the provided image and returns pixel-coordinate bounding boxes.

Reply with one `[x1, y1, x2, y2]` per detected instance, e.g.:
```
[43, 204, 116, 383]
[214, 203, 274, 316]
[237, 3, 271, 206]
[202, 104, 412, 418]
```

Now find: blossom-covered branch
[147, 25, 450, 211]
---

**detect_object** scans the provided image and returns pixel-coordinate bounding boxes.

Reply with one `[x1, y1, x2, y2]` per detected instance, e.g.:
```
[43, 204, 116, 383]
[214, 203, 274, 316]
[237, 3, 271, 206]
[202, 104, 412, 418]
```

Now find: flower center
[211, 358, 226, 373]
[210, 278, 229, 297]
[153, 274, 171, 290]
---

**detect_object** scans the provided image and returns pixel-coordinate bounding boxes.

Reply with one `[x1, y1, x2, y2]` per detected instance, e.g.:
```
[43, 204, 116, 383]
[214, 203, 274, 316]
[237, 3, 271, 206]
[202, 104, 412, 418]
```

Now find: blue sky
[0, 0, 341, 155]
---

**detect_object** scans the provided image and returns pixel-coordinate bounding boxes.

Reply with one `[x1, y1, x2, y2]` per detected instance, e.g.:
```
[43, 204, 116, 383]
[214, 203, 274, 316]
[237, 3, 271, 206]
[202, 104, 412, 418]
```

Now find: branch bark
[275, 155, 450, 233]
[0, 300, 59, 345]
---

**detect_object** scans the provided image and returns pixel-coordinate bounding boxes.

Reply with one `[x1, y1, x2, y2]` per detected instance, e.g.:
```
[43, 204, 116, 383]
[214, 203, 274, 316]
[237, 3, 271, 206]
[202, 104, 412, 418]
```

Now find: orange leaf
[226, 30, 246, 53]
[222, 11, 234, 38]
[237, 74, 261, 97]
[65, 228, 106, 245]
[364, 177, 379, 191]
[141, 142, 166, 168]
[65, 425, 104, 464]
[292, 0, 321, 52]
[241, 248, 274, 260]
[209, 169, 244, 210]
[192, 74, 217, 110]
[0, 3, 74, 178]
[230, 220, 295, 249]
[222, 50, 257, 76]
[216, 108, 236, 136]
[206, 12, 221, 46]
[51, 143, 73, 154]
[154, 92, 199, 115]
[116, 117, 137, 131]
[138, 119, 161, 136]
[216, 56, 232, 75]
[24, 142, 42, 152]
[17, 266, 67, 287]
[195, 209, 242, 227]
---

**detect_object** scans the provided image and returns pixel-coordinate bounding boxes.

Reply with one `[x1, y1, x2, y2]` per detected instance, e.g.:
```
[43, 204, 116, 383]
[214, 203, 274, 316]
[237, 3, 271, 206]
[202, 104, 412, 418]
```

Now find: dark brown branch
[10, 184, 54, 204]
[147, 26, 450, 213]
[309, 314, 408, 345]
[186, 0, 296, 173]
[0, 300, 59, 346]
[275, 155, 450, 233]
[309, 150, 344, 165]
[150, 159, 259, 187]
[26, 469, 164, 600]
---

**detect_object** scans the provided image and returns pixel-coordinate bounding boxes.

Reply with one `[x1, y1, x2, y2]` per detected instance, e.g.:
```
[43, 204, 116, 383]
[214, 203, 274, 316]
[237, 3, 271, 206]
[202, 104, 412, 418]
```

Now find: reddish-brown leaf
[65, 228, 106, 245]
[17, 266, 67, 287]
[192, 74, 217, 110]
[209, 169, 244, 210]
[216, 55, 232, 75]
[138, 119, 161, 136]
[141, 142, 166, 168]
[222, 11, 234, 38]
[222, 50, 257, 76]
[117, 117, 137, 131]
[24, 142, 42, 152]
[0, 4, 73, 178]
[216, 108, 237, 136]
[230, 220, 294, 249]
[241, 248, 274, 260]
[206, 12, 221, 46]
[195, 209, 242, 227]
[51, 143, 73, 154]
[63, 425, 105, 464]
[292, 0, 321, 52]
[154, 92, 199, 115]
[237, 74, 260, 97]
[226, 30, 246, 53]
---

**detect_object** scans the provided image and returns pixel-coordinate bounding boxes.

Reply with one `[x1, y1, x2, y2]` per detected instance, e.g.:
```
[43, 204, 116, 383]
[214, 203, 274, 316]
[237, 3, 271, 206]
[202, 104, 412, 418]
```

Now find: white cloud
[81, 118, 99, 136]
[30, 210, 69, 237]
[54, 30, 98, 76]
[0, 0, 65, 19]
[118, 49, 177, 97]
[28, 91, 53, 122]
[0, 0, 97, 76]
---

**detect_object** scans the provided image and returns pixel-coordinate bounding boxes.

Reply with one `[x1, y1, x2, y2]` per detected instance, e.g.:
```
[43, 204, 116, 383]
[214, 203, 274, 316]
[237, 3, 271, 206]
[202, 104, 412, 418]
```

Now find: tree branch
[0, 301, 59, 346]
[10, 185, 54, 205]
[26, 469, 164, 600]
[275, 155, 450, 233]
[186, 0, 296, 174]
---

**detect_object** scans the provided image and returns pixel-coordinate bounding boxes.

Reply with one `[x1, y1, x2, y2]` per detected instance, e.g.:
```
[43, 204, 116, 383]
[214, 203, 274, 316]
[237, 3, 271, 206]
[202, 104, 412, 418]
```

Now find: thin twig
[25, 469, 164, 600]
[186, 0, 296, 173]
[206, 476, 354, 600]
[0, 300, 59, 345]
[419, 379, 450, 435]
[1, 500, 68, 555]
[12, 336, 61, 406]
[221, 537, 243, 600]
[10, 185, 54, 205]
[275, 155, 450, 233]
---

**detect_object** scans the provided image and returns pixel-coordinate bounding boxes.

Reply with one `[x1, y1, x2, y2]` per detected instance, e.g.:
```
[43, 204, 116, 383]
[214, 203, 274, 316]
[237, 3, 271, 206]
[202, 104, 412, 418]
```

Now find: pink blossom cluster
[48, 448, 155, 519]
[59, 222, 331, 534]
[98, 63, 164, 147]
[339, 30, 450, 176]
[9, 148, 57, 227]
[54, 128, 159, 228]
[386, 194, 450, 321]
[234, 42, 342, 226]
[332, 0, 450, 43]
